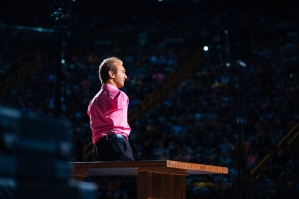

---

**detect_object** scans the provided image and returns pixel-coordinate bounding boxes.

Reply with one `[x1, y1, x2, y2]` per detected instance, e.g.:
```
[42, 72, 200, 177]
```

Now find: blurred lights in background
[203, 46, 208, 51]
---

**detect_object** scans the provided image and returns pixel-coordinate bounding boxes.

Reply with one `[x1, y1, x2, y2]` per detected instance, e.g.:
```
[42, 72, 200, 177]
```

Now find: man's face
[113, 62, 127, 88]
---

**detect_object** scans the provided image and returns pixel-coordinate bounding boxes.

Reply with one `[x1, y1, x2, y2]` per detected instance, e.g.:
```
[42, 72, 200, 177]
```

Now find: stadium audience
[0, 2, 298, 198]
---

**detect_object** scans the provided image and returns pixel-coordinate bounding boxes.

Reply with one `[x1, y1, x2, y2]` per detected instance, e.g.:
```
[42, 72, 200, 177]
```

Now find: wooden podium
[71, 160, 228, 199]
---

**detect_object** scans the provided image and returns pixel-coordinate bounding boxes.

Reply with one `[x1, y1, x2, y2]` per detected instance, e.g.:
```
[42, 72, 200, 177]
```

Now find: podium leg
[137, 170, 187, 199]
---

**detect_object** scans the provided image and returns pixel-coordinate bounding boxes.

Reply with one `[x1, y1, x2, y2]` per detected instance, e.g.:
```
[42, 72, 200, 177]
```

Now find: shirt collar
[102, 83, 119, 91]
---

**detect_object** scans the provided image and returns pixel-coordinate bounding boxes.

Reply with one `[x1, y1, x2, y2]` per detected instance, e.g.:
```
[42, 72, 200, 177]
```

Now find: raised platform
[71, 160, 228, 199]
[71, 160, 228, 177]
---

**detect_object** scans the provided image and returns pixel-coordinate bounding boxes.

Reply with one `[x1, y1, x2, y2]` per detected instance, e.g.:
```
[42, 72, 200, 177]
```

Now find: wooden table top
[71, 160, 228, 177]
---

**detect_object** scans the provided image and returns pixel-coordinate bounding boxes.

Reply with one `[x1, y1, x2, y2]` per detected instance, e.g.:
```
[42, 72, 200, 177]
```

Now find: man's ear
[108, 70, 115, 78]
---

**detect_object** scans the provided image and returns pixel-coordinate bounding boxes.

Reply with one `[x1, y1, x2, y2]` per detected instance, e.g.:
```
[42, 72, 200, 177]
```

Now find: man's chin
[117, 84, 124, 88]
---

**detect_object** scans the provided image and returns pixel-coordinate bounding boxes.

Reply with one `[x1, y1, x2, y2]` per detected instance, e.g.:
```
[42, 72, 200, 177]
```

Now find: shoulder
[117, 90, 129, 108]
[119, 90, 128, 99]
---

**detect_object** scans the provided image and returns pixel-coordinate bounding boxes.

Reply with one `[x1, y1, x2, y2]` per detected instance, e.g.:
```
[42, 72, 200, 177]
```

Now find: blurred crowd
[130, 37, 298, 198]
[1, 1, 299, 198]
[252, 145, 299, 199]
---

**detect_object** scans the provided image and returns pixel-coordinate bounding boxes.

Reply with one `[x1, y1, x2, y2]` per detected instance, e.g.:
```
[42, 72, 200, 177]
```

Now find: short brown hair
[98, 57, 123, 83]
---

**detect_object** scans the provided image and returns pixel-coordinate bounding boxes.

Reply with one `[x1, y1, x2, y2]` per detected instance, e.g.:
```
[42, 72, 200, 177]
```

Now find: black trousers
[93, 134, 135, 161]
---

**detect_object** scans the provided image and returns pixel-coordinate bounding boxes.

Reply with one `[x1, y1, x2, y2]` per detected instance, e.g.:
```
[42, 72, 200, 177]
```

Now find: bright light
[61, 59, 65, 64]
[203, 46, 209, 51]
[237, 60, 247, 67]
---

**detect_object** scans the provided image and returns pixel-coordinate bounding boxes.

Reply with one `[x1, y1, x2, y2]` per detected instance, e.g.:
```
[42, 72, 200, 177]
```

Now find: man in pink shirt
[87, 57, 134, 161]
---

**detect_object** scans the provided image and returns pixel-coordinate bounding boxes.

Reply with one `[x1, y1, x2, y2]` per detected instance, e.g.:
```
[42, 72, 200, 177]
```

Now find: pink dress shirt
[87, 84, 131, 145]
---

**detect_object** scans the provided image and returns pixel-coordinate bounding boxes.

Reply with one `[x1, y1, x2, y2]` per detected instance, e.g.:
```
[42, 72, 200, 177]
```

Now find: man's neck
[105, 81, 117, 88]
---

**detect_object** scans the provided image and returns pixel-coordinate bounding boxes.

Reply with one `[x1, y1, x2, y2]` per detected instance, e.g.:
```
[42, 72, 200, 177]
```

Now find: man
[87, 57, 134, 161]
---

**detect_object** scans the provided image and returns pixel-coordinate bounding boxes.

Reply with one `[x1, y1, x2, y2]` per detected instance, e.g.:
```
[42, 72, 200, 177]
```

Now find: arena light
[237, 60, 247, 67]
[203, 46, 209, 51]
